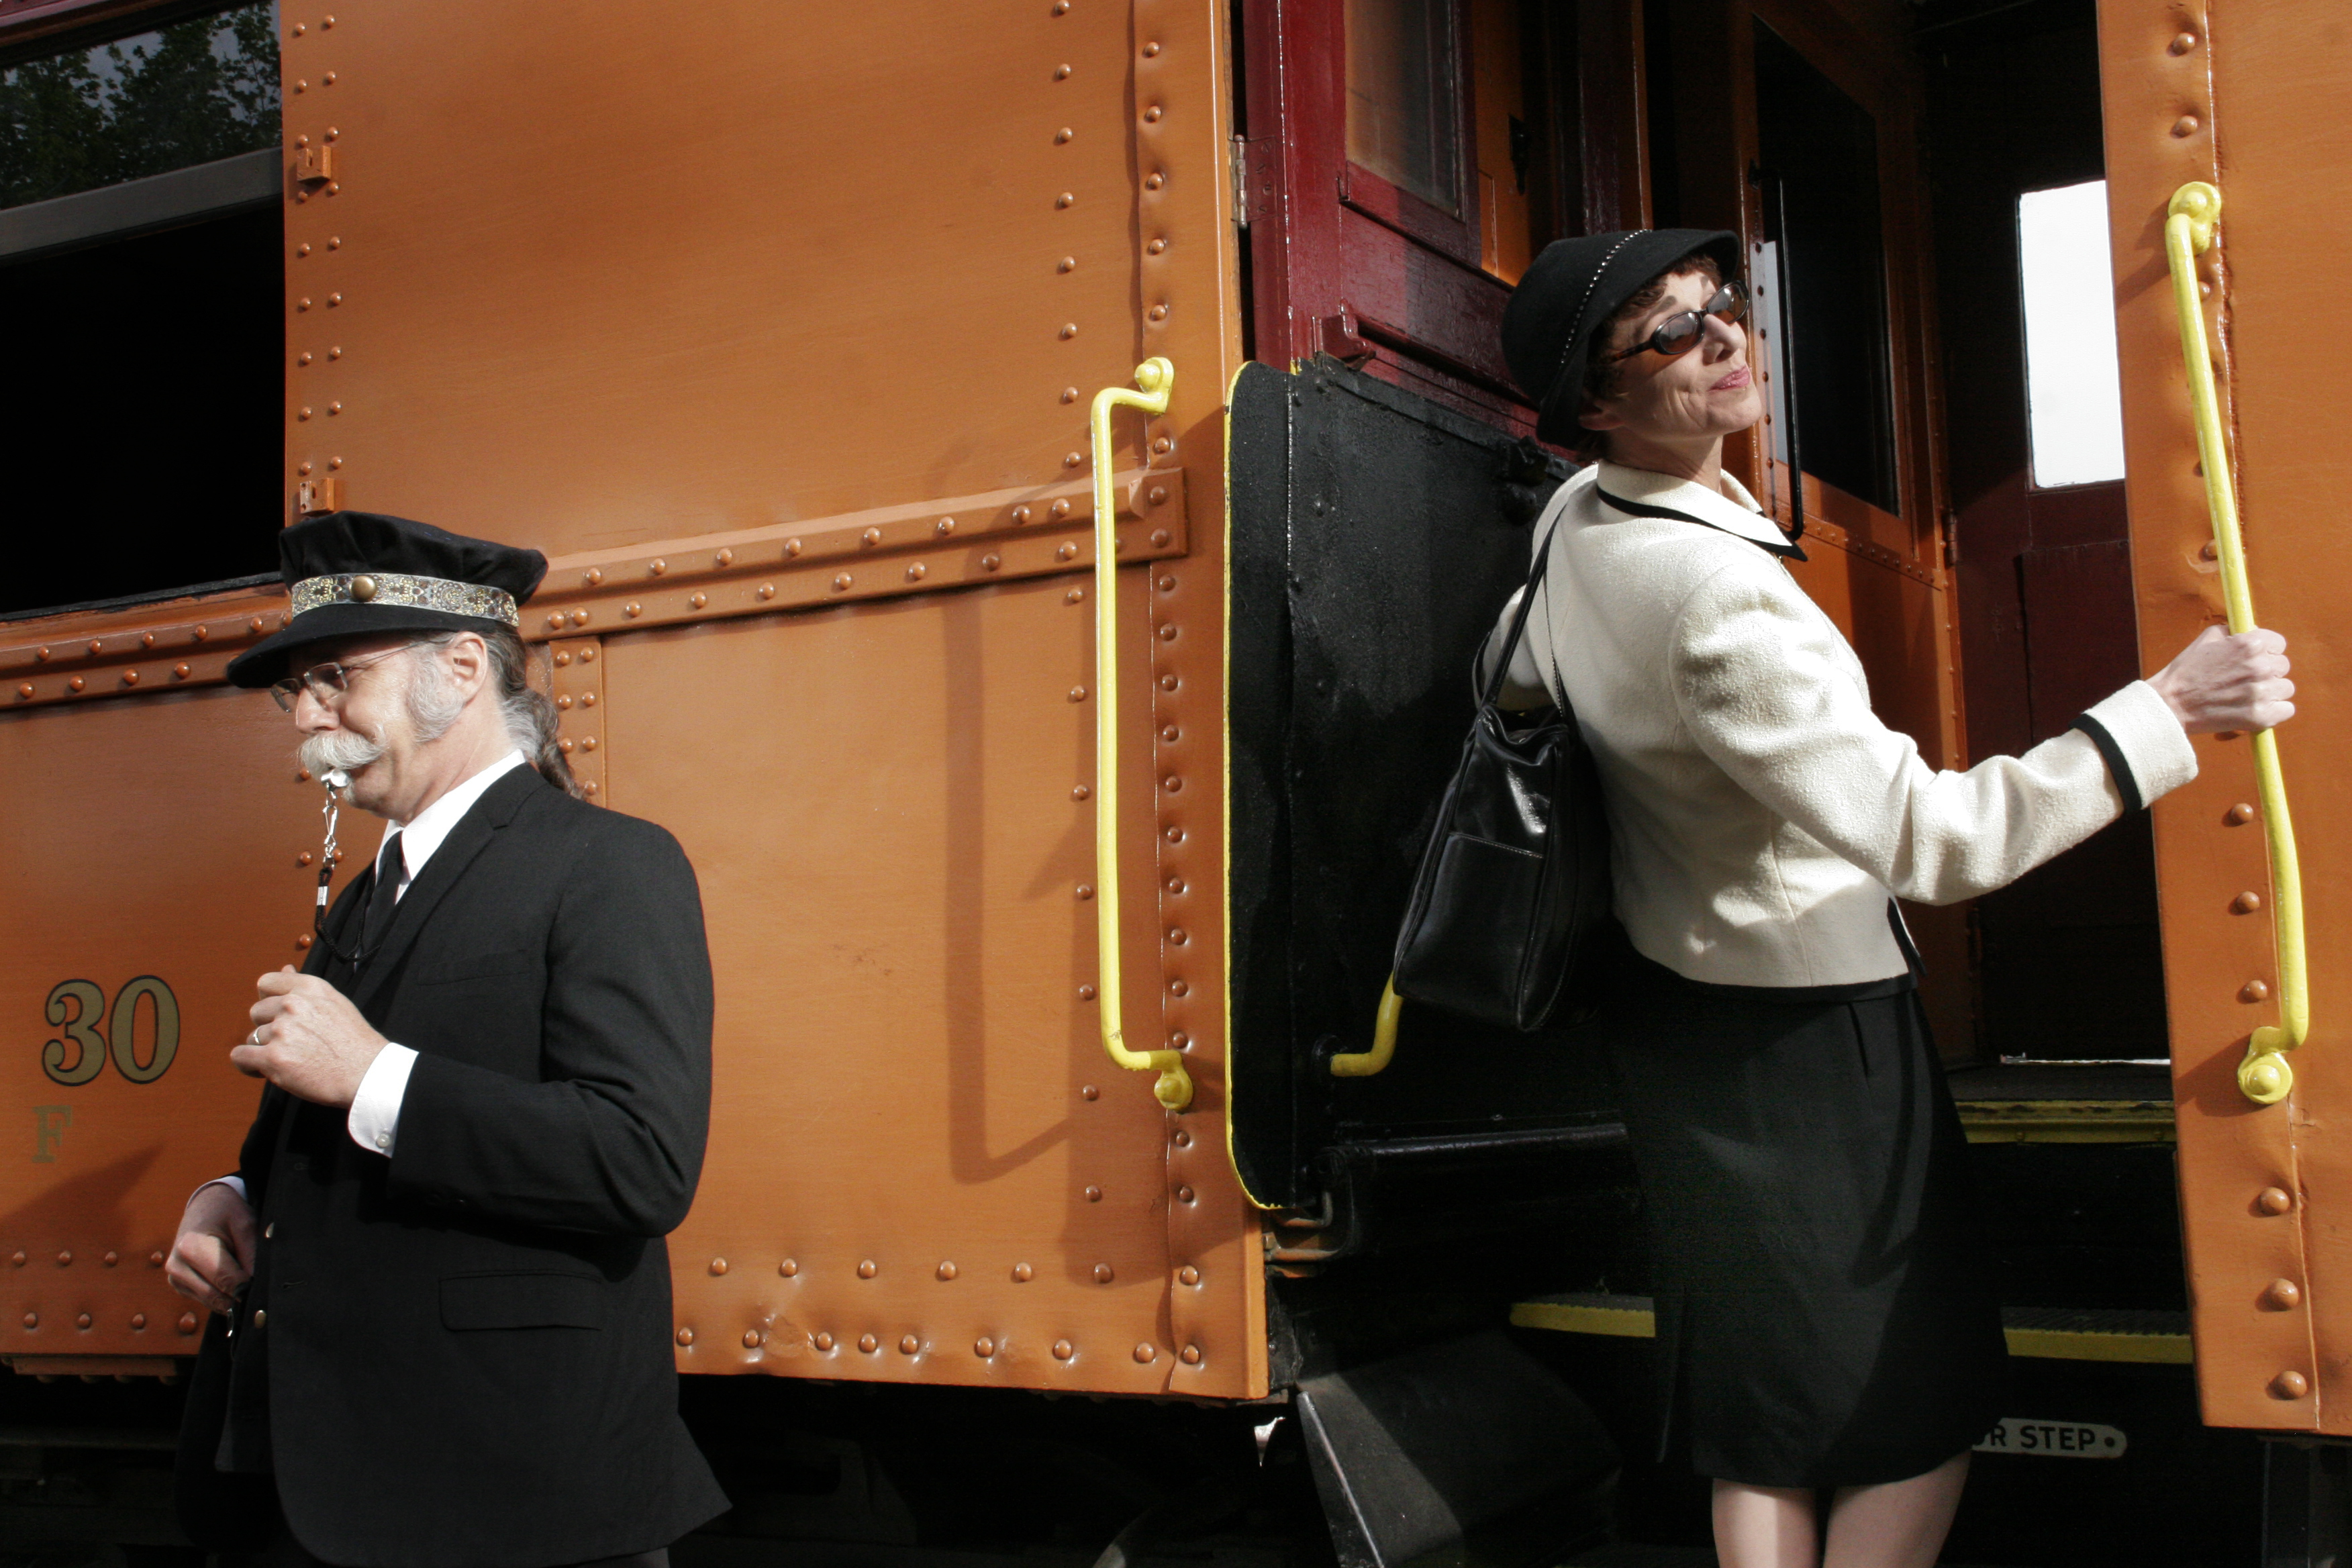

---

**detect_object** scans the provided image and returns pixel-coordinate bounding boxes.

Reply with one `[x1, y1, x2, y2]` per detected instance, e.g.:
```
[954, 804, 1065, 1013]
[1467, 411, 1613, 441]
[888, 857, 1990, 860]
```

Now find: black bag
[1391, 516, 1614, 1030]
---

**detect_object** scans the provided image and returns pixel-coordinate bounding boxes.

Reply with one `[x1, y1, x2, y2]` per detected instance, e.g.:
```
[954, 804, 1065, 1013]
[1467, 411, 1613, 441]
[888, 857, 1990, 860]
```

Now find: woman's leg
[1820, 1452, 1969, 1568]
[1712, 1479, 1818, 1568]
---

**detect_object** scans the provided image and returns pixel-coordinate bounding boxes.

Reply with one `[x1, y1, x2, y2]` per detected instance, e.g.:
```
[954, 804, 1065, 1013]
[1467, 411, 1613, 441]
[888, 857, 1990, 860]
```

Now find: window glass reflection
[2018, 179, 2126, 489]
[1346, 0, 1461, 210]
[0, 1, 280, 211]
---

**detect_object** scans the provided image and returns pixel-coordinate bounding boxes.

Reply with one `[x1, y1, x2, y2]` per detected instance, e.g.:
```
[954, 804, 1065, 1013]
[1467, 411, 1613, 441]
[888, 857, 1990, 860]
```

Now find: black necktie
[360, 832, 404, 959]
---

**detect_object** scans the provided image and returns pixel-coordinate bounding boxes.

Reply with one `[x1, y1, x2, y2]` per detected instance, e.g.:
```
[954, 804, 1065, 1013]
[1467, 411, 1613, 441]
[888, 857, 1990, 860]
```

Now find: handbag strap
[1479, 510, 1567, 709]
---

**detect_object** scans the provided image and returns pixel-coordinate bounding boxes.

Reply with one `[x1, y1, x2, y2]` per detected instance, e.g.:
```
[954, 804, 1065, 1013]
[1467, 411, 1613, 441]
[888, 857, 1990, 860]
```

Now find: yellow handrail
[2163, 181, 2310, 1106]
[1330, 974, 1403, 1076]
[1089, 359, 1192, 1112]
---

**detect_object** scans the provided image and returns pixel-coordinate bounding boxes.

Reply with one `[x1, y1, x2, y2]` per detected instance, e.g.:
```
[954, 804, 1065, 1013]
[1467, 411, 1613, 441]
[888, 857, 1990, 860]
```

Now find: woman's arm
[1477, 585, 1556, 711]
[1667, 558, 2202, 906]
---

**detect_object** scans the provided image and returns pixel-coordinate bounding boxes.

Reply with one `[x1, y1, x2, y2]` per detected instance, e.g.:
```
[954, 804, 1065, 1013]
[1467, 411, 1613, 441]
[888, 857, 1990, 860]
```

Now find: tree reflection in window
[0, 1, 280, 211]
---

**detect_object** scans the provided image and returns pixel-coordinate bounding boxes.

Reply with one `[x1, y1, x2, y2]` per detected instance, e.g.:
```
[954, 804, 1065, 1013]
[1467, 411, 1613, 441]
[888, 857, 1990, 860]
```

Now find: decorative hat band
[290, 572, 520, 626]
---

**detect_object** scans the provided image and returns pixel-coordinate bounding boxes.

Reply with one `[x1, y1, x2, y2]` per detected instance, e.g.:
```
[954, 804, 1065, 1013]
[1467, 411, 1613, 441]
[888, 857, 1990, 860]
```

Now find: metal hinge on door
[1231, 136, 1277, 231]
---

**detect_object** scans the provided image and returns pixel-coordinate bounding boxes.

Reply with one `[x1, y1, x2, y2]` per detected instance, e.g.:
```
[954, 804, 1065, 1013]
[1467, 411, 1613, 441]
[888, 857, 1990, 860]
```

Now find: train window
[0, 2, 279, 209]
[1250, 0, 1567, 389]
[1346, 0, 1462, 212]
[2018, 179, 2127, 489]
[1465, 0, 1532, 282]
[1752, 21, 1900, 516]
[0, 2, 283, 620]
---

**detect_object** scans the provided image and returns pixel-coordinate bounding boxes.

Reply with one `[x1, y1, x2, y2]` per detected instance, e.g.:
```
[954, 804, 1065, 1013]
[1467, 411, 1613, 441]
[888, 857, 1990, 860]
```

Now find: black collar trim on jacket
[1595, 487, 1808, 561]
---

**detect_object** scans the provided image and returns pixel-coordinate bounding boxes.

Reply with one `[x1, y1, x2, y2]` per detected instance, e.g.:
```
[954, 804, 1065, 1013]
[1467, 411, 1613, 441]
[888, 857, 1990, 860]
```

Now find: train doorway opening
[1922, 0, 2169, 1075]
[1244, 0, 2274, 1561]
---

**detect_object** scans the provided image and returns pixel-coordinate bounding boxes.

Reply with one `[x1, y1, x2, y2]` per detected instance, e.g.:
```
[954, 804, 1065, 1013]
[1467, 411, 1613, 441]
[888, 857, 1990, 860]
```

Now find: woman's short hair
[1568, 248, 1726, 460]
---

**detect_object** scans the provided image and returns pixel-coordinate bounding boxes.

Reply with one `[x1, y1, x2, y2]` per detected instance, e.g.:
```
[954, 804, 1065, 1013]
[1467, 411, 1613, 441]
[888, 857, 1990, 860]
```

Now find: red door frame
[1240, 0, 1530, 427]
[1239, 0, 1657, 429]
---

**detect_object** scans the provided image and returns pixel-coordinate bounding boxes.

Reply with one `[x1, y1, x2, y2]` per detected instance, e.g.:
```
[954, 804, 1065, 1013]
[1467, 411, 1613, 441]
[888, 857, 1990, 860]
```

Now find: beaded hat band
[290, 572, 519, 627]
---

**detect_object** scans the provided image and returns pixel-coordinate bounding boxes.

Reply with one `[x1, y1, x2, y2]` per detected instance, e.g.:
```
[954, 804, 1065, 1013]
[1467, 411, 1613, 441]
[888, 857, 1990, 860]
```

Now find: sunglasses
[268, 643, 420, 713]
[1605, 280, 1751, 363]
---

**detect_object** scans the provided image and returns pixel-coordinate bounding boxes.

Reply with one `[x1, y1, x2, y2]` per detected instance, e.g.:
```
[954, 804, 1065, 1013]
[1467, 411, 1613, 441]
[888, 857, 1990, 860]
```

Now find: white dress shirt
[1487, 462, 2197, 988]
[196, 750, 528, 1208]
[343, 749, 529, 1157]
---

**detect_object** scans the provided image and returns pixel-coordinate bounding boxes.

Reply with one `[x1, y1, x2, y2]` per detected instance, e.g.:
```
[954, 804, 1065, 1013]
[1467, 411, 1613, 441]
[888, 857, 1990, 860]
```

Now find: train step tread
[1513, 1294, 2192, 1363]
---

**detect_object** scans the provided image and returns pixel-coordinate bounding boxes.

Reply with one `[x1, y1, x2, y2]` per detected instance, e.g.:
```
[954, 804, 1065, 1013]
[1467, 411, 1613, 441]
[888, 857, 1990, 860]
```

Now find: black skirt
[1604, 957, 2009, 1488]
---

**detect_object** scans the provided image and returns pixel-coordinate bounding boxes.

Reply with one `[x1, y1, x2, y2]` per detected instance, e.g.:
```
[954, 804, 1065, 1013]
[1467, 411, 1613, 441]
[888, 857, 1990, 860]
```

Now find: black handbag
[1391, 516, 1614, 1031]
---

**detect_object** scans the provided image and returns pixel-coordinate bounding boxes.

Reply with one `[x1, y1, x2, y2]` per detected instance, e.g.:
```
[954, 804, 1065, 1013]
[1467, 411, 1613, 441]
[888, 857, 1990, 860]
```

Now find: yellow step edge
[2002, 1326, 2191, 1365]
[1955, 1099, 2175, 1144]
[1511, 1299, 1657, 1339]
[1511, 1299, 2194, 1364]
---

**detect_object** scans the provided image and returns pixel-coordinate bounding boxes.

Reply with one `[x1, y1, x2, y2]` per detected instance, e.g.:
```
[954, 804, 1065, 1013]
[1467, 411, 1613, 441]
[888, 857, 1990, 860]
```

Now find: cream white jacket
[1489, 461, 2198, 989]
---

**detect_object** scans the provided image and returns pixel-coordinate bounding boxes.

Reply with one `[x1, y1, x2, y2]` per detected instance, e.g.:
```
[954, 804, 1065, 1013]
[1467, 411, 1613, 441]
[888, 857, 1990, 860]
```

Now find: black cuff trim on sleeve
[2072, 712, 2145, 813]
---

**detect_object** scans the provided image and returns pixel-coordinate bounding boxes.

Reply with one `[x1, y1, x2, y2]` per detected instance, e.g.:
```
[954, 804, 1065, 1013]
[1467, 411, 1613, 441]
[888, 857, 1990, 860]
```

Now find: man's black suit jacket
[184, 765, 728, 1566]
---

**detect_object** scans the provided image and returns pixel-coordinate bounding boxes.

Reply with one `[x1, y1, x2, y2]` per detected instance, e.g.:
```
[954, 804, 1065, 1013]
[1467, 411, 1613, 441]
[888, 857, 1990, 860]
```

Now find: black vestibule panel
[1226, 360, 1300, 1203]
[1227, 358, 1624, 1213]
[1, 203, 283, 618]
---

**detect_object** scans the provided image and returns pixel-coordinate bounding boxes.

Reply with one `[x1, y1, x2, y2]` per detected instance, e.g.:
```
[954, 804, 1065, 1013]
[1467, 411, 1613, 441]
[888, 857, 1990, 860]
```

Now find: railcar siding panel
[270, 0, 1257, 1398]
[0, 684, 333, 1356]
[2100, 0, 2351, 1431]
[609, 581, 1194, 1392]
[2193, 0, 2352, 1434]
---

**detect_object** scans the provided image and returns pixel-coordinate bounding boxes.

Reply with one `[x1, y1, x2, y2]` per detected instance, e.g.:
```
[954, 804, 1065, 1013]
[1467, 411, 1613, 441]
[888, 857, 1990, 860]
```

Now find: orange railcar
[1, 0, 2347, 1560]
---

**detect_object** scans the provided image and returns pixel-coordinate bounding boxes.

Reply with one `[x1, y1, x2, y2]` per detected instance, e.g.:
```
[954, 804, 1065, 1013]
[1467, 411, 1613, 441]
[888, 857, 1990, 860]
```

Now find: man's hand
[231, 966, 387, 1109]
[168, 1182, 257, 1316]
[2149, 624, 2296, 734]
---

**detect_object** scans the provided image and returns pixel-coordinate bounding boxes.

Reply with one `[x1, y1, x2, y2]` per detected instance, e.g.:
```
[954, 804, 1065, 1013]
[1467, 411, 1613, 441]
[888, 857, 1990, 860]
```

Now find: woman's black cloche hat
[1502, 228, 1743, 446]
[226, 511, 549, 688]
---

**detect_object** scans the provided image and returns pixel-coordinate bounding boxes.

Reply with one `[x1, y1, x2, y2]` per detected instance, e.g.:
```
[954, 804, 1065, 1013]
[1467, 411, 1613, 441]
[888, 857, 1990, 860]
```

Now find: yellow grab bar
[2163, 181, 2310, 1106]
[1089, 358, 1192, 1112]
[1330, 974, 1403, 1076]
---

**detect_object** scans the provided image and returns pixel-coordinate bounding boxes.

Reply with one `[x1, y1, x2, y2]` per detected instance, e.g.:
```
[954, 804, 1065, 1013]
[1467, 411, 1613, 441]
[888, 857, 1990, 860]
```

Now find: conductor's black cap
[225, 511, 548, 689]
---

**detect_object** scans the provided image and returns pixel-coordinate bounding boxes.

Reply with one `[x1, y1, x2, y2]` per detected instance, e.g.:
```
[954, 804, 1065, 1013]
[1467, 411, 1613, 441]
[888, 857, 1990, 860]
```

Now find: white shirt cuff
[189, 1174, 246, 1209]
[347, 1043, 419, 1157]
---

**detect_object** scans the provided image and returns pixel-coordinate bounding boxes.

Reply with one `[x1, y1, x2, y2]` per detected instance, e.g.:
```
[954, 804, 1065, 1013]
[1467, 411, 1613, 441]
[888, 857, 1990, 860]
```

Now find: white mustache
[299, 725, 386, 779]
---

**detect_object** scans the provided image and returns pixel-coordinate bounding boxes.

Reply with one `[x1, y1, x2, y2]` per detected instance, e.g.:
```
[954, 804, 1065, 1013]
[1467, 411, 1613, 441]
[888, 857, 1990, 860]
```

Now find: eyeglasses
[268, 644, 419, 713]
[1605, 280, 1750, 363]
